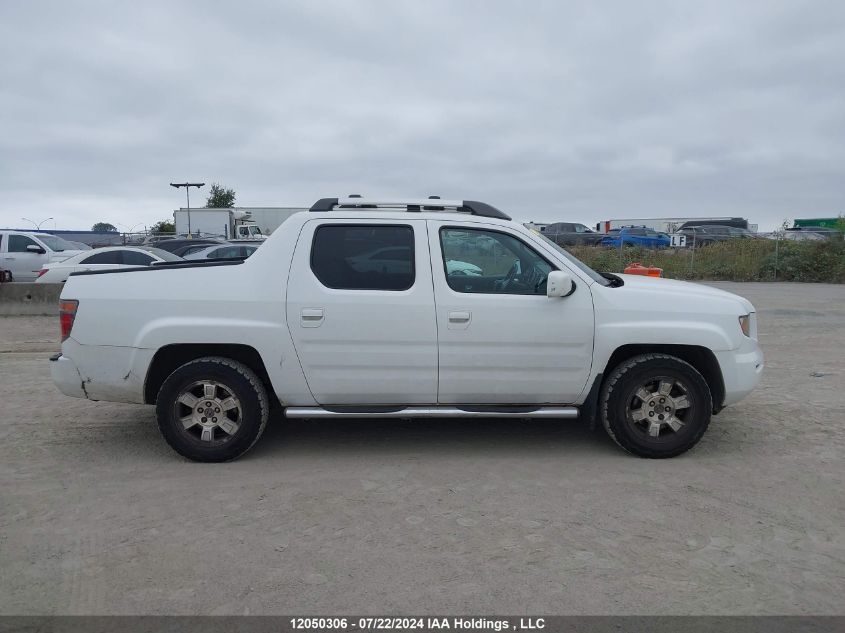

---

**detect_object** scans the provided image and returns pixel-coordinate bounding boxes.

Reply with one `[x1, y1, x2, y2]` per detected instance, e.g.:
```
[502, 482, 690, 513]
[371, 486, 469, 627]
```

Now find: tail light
[59, 300, 79, 342]
[37, 269, 48, 278]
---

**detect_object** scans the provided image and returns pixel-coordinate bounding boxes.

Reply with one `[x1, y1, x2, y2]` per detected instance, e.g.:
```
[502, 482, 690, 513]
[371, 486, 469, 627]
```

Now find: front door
[429, 221, 595, 405]
[286, 218, 438, 405]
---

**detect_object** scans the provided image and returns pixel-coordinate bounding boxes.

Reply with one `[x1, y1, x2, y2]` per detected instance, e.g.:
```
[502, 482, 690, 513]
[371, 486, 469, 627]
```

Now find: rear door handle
[448, 310, 471, 330]
[300, 308, 325, 328]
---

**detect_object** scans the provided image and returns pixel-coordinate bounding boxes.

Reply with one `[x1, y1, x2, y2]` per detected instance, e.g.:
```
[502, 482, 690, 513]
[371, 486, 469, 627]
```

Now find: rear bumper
[715, 340, 764, 407]
[49, 353, 88, 399]
[49, 341, 151, 403]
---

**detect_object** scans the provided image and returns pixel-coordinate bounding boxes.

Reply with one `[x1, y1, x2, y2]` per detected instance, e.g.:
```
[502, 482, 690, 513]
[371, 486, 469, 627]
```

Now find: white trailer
[173, 208, 266, 240]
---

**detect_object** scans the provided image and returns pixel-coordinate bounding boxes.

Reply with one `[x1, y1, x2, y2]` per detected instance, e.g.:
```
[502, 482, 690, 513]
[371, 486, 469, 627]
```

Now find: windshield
[534, 232, 611, 286]
[36, 234, 77, 252]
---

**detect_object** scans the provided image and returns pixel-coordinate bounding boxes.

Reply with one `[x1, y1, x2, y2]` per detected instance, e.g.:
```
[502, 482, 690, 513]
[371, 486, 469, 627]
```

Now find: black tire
[600, 353, 712, 458]
[155, 356, 269, 462]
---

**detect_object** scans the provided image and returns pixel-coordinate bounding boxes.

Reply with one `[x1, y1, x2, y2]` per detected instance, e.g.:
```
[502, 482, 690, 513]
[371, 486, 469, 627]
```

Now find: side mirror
[26, 244, 46, 254]
[547, 270, 574, 298]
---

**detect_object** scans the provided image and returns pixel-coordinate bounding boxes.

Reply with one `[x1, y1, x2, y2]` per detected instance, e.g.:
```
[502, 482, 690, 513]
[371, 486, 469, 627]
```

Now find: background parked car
[152, 238, 227, 257]
[36, 246, 184, 282]
[182, 243, 261, 260]
[65, 241, 93, 251]
[0, 231, 86, 281]
[783, 226, 843, 241]
[678, 224, 760, 247]
[599, 226, 670, 248]
[541, 222, 604, 246]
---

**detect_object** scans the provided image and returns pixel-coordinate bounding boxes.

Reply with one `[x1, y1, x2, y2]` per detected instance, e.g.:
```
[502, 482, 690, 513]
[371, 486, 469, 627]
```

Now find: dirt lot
[1, 282, 843, 615]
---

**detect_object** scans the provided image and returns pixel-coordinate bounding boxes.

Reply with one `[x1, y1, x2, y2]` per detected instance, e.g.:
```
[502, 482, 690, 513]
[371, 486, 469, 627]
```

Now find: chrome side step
[284, 406, 579, 419]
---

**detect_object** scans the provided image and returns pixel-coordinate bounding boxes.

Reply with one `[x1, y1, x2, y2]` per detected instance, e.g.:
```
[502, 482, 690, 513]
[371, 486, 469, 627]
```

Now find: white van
[0, 231, 85, 281]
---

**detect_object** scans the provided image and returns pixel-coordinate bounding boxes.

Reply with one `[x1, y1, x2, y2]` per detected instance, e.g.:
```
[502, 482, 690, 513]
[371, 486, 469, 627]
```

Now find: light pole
[117, 222, 144, 234]
[21, 216, 54, 230]
[117, 223, 145, 245]
[169, 182, 205, 237]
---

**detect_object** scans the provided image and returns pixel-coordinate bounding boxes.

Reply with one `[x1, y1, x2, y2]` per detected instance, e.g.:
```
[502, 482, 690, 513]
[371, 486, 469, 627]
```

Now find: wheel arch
[144, 344, 278, 407]
[596, 344, 725, 415]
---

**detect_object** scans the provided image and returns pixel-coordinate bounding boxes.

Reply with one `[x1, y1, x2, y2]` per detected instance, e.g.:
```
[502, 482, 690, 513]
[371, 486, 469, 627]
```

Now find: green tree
[91, 222, 117, 232]
[205, 183, 236, 208]
[151, 219, 175, 234]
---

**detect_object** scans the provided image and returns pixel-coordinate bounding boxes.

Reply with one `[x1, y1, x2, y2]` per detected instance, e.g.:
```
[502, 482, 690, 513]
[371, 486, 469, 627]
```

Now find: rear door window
[121, 251, 155, 266]
[81, 251, 123, 265]
[311, 225, 414, 291]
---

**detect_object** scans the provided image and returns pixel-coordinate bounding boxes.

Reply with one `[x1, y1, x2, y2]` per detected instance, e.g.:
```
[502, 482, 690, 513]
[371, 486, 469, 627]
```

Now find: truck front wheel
[155, 357, 269, 462]
[600, 353, 712, 458]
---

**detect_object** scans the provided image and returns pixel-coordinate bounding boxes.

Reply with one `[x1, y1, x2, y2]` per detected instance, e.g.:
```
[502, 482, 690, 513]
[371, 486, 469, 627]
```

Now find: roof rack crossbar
[308, 197, 510, 220]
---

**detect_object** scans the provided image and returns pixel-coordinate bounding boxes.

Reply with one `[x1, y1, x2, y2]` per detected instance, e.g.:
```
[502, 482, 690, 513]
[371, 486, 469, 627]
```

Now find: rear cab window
[310, 224, 415, 291]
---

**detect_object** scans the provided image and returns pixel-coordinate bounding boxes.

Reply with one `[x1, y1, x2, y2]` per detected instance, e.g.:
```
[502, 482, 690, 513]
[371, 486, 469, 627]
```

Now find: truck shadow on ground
[247, 415, 624, 459]
[44, 402, 747, 463]
[86, 407, 743, 462]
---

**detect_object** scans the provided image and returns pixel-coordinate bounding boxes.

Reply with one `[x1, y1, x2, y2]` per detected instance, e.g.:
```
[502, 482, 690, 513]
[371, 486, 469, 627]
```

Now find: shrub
[564, 239, 845, 283]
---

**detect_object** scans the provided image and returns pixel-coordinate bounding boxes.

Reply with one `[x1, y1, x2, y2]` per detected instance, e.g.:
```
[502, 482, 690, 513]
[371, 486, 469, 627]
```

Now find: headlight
[739, 314, 751, 337]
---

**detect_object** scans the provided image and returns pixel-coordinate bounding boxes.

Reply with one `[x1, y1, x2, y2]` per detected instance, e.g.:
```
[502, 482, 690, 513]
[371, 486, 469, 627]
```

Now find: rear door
[429, 221, 594, 405]
[286, 218, 437, 405]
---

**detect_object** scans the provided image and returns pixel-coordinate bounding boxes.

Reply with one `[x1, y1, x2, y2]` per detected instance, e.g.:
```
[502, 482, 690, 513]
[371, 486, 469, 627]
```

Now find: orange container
[624, 262, 663, 277]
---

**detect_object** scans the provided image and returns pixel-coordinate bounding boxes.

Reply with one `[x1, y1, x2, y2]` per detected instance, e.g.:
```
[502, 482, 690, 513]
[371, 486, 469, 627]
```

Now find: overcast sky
[1, 0, 843, 232]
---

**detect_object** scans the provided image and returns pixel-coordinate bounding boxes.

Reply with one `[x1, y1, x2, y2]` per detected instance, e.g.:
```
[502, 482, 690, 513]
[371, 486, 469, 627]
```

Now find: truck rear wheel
[155, 357, 269, 462]
[600, 353, 712, 458]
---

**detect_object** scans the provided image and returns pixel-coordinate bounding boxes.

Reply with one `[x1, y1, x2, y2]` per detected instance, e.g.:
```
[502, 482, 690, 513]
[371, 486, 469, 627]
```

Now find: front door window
[439, 227, 553, 295]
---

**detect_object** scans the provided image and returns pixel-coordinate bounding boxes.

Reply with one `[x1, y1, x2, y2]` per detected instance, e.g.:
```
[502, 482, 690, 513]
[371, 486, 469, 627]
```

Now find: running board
[284, 406, 579, 419]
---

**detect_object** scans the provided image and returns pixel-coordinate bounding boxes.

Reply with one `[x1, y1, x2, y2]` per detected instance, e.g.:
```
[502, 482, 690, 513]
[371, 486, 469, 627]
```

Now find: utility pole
[169, 182, 205, 236]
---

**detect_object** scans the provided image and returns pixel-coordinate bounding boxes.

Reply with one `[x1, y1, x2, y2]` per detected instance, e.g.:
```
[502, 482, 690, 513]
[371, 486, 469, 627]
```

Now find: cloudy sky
[1, 0, 843, 232]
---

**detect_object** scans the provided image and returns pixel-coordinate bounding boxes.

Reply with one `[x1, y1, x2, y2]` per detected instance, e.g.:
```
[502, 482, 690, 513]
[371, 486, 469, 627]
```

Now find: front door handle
[300, 308, 325, 328]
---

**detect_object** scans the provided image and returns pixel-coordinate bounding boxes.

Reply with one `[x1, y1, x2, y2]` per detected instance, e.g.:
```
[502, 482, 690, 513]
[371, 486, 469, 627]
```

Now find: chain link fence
[545, 230, 845, 283]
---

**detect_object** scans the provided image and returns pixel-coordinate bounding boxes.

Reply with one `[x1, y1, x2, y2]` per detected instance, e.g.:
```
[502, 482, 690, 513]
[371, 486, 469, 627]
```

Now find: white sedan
[36, 246, 183, 282]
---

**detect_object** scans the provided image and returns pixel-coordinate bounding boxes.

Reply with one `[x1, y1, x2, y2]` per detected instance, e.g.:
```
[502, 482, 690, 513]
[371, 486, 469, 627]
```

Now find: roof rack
[308, 196, 511, 220]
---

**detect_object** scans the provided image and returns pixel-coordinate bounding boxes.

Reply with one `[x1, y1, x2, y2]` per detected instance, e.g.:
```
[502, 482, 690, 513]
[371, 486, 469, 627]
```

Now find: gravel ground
[1, 282, 843, 615]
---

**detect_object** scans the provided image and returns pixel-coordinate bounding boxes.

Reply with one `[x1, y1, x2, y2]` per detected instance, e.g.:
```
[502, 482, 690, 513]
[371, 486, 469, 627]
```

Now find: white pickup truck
[51, 197, 764, 462]
[1, 231, 86, 282]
